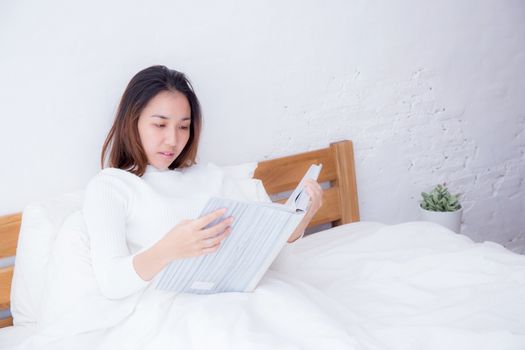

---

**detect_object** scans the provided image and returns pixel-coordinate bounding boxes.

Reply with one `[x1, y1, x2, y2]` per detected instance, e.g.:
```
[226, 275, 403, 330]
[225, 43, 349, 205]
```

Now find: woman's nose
[165, 129, 177, 146]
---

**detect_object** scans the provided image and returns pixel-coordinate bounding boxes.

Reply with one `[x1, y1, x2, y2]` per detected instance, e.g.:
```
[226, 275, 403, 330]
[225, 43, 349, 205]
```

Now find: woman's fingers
[305, 181, 322, 198]
[200, 226, 232, 250]
[304, 180, 323, 212]
[201, 216, 233, 239]
[201, 242, 221, 254]
[193, 208, 228, 230]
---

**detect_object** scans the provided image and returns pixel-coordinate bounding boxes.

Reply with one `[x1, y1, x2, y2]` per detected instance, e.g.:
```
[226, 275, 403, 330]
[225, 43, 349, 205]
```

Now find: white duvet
[2, 221, 525, 350]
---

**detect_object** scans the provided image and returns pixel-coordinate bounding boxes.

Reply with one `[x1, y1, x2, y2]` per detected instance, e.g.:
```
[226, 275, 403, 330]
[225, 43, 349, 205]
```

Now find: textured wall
[1, 0, 524, 252]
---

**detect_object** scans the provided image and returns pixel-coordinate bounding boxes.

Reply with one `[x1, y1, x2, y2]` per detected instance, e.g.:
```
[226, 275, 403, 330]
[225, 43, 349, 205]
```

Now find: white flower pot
[419, 206, 463, 233]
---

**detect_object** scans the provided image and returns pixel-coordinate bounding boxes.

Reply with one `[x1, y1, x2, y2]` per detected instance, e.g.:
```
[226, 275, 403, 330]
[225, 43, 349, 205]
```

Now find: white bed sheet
[1, 221, 524, 350]
[0, 325, 36, 349]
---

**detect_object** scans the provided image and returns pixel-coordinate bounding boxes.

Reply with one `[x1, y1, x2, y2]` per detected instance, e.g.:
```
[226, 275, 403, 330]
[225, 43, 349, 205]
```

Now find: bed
[1, 139, 524, 349]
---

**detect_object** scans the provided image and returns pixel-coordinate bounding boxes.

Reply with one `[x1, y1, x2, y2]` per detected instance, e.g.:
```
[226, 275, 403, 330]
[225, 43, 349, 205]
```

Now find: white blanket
[3, 221, 525, 350]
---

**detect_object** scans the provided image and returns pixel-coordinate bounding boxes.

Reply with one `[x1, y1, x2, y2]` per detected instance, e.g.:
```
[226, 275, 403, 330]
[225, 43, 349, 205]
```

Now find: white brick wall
[0, 0, 523, 253]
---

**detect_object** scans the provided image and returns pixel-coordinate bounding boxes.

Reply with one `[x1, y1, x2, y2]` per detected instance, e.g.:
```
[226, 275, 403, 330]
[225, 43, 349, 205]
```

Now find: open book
[155, 163, 323, 294]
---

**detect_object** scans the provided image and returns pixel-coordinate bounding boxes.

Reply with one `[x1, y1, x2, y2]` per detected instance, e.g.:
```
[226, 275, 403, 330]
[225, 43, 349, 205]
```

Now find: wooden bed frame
[0, 140, 360, 329]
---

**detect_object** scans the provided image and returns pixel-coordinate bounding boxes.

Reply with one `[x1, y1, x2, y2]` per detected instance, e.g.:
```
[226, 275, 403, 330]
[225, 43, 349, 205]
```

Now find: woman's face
[137, 90, 192, 171]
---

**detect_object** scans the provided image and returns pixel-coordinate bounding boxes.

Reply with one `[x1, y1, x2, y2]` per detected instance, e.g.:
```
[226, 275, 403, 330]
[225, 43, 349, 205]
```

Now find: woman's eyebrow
[150, 115, 191, 121]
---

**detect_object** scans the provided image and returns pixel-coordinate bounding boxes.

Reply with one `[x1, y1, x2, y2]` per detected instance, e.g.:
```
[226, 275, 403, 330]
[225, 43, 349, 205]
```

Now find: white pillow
[220, 161, 258, 179]
[38, 210, 149, 336]
[38, 210, 95, 324]
[10, 190, 84, 326]
[218, 162, 272, 203]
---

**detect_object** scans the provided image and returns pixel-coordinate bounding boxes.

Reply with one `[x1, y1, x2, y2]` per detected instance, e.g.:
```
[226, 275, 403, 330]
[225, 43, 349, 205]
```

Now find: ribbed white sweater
[82, 162, 284, 299]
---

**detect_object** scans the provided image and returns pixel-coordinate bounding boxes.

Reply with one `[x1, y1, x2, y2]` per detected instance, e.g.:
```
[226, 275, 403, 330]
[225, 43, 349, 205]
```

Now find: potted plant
[419, 183, 463, 233]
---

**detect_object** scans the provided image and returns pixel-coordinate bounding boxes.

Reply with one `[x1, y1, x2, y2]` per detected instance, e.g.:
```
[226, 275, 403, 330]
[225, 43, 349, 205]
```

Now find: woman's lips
[159, 152, 175, 158]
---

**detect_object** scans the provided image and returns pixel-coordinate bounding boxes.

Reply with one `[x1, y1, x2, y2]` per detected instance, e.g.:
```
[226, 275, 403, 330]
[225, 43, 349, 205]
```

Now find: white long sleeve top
[82, 162, 288, 299]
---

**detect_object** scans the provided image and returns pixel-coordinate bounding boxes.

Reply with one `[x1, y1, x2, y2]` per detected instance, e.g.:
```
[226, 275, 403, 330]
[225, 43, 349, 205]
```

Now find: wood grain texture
[0, 266, 14, 310]
[0, 316, 13, 328]
[332, 140, 360, 224]
[0, 214, 19, 329]
[254, 148, 338, 194]
[0, 213, 21, 258]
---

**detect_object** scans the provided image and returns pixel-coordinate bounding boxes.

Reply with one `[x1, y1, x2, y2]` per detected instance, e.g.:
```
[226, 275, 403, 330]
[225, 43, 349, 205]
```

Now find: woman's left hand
[286, 179, 323, 243]
[303, 179, 323, 218]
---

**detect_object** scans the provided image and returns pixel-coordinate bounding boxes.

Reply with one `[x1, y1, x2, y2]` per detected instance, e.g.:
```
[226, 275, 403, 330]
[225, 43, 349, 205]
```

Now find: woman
[14, 66, 332, 350]
[83, 65, 324, 299]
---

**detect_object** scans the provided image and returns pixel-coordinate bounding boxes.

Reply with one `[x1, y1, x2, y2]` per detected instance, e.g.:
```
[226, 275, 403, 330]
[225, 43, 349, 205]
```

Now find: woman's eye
[153, 123, 189, 130]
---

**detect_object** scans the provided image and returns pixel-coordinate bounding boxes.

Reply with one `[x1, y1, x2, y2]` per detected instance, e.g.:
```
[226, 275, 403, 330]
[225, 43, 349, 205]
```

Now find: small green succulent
[420, 183, 461, 212]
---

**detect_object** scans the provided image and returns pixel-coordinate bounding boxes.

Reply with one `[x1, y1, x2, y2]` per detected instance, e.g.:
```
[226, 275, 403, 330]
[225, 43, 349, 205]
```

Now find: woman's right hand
[156, 208, 234, 262]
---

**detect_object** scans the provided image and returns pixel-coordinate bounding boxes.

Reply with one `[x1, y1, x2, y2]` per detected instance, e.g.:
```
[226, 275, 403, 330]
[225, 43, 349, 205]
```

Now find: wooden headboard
[0, 139, 360, 328]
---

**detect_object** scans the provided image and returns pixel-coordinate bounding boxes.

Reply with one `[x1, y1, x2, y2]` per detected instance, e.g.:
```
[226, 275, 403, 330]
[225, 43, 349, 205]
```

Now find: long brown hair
[101, 65, 202, 177]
